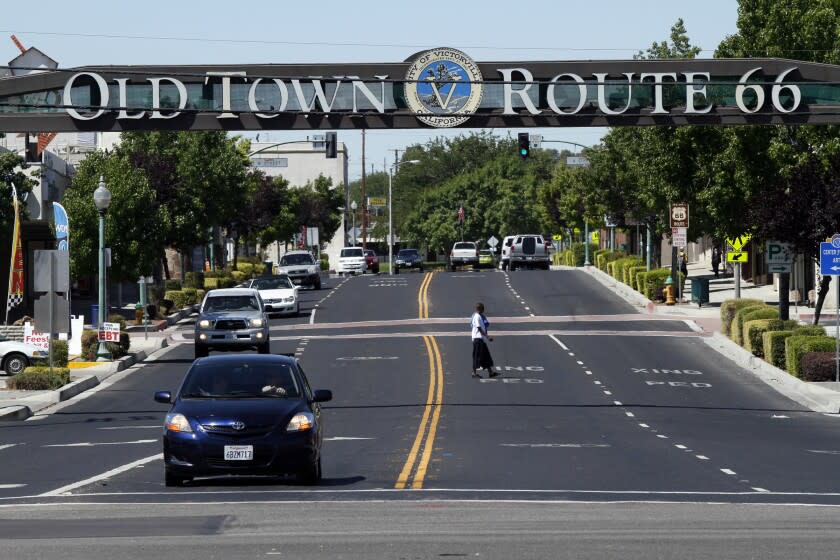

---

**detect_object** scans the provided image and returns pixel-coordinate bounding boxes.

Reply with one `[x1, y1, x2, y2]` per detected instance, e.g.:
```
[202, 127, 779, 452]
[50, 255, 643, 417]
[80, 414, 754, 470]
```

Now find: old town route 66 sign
[670, 203, 689, 228]
[404, 47, 484, 128]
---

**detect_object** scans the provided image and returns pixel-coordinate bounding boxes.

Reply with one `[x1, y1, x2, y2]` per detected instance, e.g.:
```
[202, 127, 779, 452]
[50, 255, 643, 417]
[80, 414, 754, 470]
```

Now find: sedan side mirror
[154, 391, 172, 404]
[312, 389, 332, 403]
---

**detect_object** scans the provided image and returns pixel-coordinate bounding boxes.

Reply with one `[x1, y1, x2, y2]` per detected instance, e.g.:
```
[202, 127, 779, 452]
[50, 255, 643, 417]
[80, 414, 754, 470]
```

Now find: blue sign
[52, 202, 69, 252]
[819, 237, 840, 275]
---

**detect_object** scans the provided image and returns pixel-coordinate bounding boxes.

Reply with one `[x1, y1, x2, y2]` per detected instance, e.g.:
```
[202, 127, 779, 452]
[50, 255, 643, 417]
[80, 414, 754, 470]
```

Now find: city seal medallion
[404, 47, 484, 128]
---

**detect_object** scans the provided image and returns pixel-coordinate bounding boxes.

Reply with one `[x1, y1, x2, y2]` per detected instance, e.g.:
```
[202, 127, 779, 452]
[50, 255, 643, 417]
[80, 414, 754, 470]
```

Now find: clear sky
[2, 0, 740, 180]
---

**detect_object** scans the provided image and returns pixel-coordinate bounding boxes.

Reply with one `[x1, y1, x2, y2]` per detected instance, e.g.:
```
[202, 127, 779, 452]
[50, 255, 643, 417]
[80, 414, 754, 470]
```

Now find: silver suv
[277, 250, 321, 289]
[194, 288, 270, 359]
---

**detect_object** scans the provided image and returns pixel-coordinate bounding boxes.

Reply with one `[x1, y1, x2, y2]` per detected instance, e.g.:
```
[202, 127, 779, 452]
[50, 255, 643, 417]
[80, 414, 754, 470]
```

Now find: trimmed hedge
[9, 367, 71, 390]
[614, 257, 643, 285]
[720, 298, 763, 337]
[235, 262, 255, 276]
[196, 289, 206, 304]
[801, 352, 838, 382]
[571, 243, 598, 267]
[107, 314, 127, 331]
[733, 306, 778, 346]
[165, 279, 182, 291]
[637, 268, 683, 301]
[164, 290, 192, 311]
[763, 326, 825, 369]
[184, 271, 204, 289]
[181, 288, 198, 305]
[743, 319, 797, 358]
[628, 265, 647, 292]
[786, 336, 837, 378]
[231, 270, 246, 283]
[599, 251, 626, 272]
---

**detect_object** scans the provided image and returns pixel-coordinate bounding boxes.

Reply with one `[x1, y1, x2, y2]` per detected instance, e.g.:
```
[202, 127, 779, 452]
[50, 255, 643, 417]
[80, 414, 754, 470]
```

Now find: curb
[0, 337, 170, 421]
[702, 332, 840, 413]
[581, 265, 655, 312]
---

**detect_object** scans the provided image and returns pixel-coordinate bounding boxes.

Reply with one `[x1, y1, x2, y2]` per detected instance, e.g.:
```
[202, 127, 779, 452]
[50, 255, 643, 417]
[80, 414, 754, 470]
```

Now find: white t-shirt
[471, 312, 487, 341]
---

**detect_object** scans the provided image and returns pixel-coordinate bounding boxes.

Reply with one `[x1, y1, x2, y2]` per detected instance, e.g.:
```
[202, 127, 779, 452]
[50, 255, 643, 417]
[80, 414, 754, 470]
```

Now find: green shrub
[628, 266, 647, 292]
[159, 298, 175, 316]
[165, 279, 182, 291]
[9, 367, 71, 390]
[801, 352, 838, 382]
[148, 285, 166, 306]
[107, 314, 127, 330]
[613, 257, 643, 285]
[786, 336, 837, 378]
[164, 290, 191, 311]
[720, 299, 763, 337]
[638, 268, 683, 301]
[230, 270, 246, 283]
[744, 319, 797, 358]
[119, 332, 131, 357]
[593, 249, 608, 269]
[567, 243, 598, 267]
[733, 306, 778, 346]
[195, 289, 206, 304]
[181, 287, 198, 305]
[204, 277, 220, 289]
[599, 251, 627, 273]
[184, 271, 204, 289]
[763, 327, 825, 369]
[320, 257, 329, 271]
[235, 262, 255, 276]
[51, 339, 69, 367]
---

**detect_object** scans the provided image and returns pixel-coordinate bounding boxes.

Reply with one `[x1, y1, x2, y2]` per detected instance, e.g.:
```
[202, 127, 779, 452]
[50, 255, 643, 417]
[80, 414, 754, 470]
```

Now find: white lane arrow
[44, 439, 157, 448]
[0, 444, 19, 451]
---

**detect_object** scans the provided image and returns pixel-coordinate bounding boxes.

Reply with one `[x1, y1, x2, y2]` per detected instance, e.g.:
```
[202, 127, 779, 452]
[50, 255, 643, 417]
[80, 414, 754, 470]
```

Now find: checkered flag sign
[5, 183, 24, 320]
[6, 293, 22, 313]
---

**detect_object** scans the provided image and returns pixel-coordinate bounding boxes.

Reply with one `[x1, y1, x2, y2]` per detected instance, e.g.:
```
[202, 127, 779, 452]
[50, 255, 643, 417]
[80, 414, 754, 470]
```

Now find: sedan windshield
[280, 254, 314, 265]
[398, 250, 418, 257]
[454, 242, 475, 250]
[180, 361, 301, 399]
[204, 295, 260, 312]
[252, 277, 294, 290]
[341, 248, 364, 258]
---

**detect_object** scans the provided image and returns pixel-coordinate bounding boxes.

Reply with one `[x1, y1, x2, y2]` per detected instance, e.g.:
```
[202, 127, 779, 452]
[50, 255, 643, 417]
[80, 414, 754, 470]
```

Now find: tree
[289, 174, 343, 247]
[0, 152, 37, 248]
[61, 151, 166, 284]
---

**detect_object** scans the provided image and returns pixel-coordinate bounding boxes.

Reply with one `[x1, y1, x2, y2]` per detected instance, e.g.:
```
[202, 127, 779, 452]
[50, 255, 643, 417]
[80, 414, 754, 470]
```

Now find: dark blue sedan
[154, 354, 332, 487]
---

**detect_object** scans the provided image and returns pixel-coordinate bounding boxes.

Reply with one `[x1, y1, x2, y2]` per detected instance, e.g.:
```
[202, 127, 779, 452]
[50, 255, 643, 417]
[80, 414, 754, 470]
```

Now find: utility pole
[361, 129, 367, 249]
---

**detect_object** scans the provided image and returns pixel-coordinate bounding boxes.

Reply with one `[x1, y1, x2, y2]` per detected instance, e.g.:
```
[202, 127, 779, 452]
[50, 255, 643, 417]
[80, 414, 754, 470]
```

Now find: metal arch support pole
[388, 169, 393, 276]
[835, 275, 839, 383]
[96, 209, 112, 361]
[584, 222, 590, 266]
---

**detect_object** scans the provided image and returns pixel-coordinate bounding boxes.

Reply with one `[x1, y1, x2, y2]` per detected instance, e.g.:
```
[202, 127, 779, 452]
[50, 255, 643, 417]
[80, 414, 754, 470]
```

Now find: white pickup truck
[448, 241, 479, 271]
[509, 234, 551, 271]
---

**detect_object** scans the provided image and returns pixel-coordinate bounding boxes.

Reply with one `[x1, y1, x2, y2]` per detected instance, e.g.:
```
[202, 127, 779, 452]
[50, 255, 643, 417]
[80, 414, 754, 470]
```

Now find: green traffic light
[520, 148, 528, 156]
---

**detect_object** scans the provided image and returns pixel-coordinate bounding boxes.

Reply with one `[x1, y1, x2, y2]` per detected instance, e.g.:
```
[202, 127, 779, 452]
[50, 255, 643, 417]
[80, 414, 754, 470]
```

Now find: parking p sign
[765, 241, 794, 264]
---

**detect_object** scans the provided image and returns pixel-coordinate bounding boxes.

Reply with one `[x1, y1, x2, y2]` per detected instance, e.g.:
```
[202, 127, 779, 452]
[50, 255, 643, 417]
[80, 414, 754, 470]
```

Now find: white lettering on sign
[23, 323, 49, 351]
[98, 322, 120, 343]
[646, 381, 711, 388]
[480, 378, 544, 384]
[632, 368, 703, 375]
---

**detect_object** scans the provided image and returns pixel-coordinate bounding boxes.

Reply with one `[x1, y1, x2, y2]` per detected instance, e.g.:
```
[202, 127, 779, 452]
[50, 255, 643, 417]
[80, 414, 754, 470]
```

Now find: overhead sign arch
[1, 47, 840, 132]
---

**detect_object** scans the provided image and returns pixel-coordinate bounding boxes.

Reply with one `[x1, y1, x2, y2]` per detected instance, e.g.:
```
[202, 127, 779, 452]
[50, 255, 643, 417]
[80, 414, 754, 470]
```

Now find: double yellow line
[396, 272, 442, 489]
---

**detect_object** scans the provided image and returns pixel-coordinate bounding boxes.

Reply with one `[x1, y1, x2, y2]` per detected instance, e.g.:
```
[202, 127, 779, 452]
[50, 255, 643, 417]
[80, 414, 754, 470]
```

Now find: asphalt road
[2, 268, 840, 558]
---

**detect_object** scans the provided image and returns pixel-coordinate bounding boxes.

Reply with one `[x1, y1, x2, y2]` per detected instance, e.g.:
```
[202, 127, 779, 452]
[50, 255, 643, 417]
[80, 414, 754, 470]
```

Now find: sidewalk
[0, 321, 182, 421]
[578, 259, 840, 414]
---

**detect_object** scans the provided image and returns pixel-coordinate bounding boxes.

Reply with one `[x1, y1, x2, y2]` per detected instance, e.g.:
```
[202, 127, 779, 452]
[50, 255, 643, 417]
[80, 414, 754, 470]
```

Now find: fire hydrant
[134, 302, 144, 325]
[663, 277, 677, 306]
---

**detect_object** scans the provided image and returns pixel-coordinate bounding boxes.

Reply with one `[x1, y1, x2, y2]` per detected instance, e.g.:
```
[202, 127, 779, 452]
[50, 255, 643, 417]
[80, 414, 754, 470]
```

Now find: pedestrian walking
[711, 245, 721, 278]
[678, 250, 688, 278]
[471, 302, 496, 379]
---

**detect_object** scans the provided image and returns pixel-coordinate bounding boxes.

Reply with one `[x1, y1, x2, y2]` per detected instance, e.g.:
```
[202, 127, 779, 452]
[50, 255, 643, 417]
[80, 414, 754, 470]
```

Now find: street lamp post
[93, 176, 112, 361]
[350, 200, 357, 246]
[388, 160, 420, 276]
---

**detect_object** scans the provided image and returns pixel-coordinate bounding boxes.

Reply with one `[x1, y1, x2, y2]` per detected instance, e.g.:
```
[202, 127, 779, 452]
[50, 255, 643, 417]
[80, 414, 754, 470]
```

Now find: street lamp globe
[351, 200, 357, 211]
[93, 176, 112, 212]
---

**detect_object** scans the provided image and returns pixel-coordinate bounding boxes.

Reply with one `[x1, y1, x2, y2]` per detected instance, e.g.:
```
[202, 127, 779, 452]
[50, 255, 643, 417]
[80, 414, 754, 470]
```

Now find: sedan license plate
[224, 445, 253, 461]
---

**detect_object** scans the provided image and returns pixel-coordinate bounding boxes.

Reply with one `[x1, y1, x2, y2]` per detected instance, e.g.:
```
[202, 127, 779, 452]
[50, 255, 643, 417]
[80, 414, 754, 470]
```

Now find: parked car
[337, 247, 367, 276]
[0, 334, 46, 375]
[154, 354, 332, 486]
[394, 248, 424, 273]
[243, 275, 299, 317]
[478, 249, 496, 269]
[509, 234, 551, 271]
[276, 251, 321, 290]
[499, 235, 516, 270]
[364, 250, 380, 274]
[449, 241, 479, 271]
[194, 288, 270, 359]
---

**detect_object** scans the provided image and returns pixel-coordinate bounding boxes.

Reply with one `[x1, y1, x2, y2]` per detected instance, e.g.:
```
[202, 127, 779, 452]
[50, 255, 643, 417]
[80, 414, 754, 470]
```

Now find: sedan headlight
[165, 413, 193, 433]
[286, 412, 314, 432]
[284, 296, 295, 303]
[250, 318, 264, 327]
[198, 319, 211, 328]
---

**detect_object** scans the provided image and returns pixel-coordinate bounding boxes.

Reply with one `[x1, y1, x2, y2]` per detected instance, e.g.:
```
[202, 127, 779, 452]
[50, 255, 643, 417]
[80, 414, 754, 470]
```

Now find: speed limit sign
[670, 203, 689, 228]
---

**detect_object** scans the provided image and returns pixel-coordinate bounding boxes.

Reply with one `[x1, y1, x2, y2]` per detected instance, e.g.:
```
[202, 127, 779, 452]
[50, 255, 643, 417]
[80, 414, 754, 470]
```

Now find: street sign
[487, 235, 499, 248]
[670, 203, 689, 228]
[573, 227, 581, 234]
[604, 215, 617, 228]
[727, 251, 748, 263]
[768, 263, 792, 273]
[819, 238, 840, 275]
[671, 227, 687, 247]
[726, 234, 752, 251]
[98, 321, 120, 343]
[765, 241, 794, 264]
[591, 231, 600, 243]
[368, 197, 386, 207]
[566, 156, 590, 167]
[530, 134, 543, 148]
[552, 234, 562, 241]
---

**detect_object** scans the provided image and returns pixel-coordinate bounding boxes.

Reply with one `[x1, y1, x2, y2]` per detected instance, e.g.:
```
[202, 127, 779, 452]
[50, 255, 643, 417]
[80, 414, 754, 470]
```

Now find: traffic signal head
[325, 131, 337, 159]
[518, 132, 530, 159]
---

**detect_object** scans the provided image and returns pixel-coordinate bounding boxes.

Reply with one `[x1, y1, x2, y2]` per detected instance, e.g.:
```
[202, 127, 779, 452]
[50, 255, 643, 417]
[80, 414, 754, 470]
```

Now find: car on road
[154, 354, 332, 487]
[394, 248, 424, 273]
[509, 234, 551, 271]
[243, 275, 299, 317]
[364, 249, 380, 274]
[449, 241, 479, 271]
[337, 247, 367, 275]
[194, 288, 270, 359]
[478, 249, 496, 269]
[0, 333, 46, 375]
[276, 250, 321, 290]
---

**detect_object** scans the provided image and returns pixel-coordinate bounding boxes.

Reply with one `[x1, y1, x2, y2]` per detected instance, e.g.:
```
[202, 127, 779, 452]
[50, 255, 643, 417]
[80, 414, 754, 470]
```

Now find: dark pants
[472, 339, 494, 370]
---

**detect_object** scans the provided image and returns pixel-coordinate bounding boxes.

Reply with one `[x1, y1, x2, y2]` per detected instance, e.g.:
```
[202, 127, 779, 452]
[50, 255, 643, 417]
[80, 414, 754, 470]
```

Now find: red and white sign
[23, 323, 49, 351]
[98, 322, 120, 342]
[672, 227, 687, 247]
